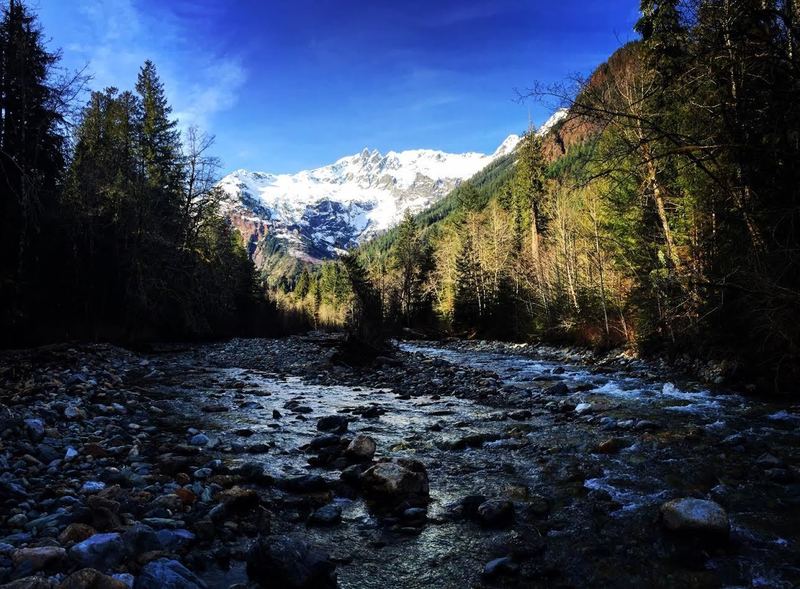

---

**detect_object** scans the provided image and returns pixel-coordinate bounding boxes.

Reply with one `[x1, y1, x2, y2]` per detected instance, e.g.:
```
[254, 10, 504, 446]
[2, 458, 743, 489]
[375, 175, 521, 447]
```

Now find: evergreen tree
[0, 0, 66, 338]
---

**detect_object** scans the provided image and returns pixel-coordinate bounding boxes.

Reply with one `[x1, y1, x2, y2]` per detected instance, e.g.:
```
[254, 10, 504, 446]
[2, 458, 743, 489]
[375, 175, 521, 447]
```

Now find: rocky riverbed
[0, 336, 798, 588]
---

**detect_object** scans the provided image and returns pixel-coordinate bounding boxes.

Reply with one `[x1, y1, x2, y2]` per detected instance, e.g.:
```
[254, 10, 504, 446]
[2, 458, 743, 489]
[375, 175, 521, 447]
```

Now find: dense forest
[3, 0, 799, 390]
[283, 0, 800, 392]
[0, 0, 274, 345]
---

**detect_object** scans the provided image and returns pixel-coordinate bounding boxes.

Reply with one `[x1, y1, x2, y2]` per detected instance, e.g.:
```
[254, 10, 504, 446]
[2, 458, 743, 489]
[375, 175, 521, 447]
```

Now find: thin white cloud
[56, 0, 246, 135]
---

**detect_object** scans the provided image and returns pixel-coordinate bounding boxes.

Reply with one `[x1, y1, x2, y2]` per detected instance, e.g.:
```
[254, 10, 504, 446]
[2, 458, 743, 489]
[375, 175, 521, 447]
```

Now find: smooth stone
[344, 435, 376, 462]
[482, 556, 519, 578]
[660, 498, 729, 535]
[189, 434, 209, 447]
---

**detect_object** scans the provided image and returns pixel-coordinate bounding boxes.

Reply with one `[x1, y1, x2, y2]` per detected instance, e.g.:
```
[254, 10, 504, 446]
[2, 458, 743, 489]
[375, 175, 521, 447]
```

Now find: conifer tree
[0, 0, 66, 335]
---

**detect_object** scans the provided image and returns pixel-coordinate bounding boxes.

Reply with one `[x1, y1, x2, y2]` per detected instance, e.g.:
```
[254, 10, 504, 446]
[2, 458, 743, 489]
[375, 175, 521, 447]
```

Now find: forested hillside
[0, 0, 275, 344]
[286, 1, 800, 392]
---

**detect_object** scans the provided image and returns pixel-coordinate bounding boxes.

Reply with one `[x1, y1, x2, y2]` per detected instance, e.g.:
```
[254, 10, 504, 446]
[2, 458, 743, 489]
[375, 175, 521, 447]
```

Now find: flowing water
[154, 340, 799, 588]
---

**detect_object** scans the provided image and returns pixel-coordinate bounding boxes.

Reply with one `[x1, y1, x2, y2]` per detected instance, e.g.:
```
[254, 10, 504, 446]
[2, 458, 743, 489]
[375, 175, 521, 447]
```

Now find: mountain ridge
[218, 110, 567, 271]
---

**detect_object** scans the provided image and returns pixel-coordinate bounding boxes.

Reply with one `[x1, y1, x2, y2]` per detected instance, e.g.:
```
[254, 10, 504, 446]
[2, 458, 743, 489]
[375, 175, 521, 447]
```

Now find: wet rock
[482, 556, 519, 579]
[344, 435, 376, 462]
[507, 410, 532, 421]
[135, 558, 207, 589]
[60, 568, 128, 589]
[360, 459, 430, 508]
[660, 498, 729, 536]
[246, 535, 336, 589]
[544, 382, 569, 395]
[401, 507, 427, 525]
[279, 475, 329, 494]
[200, 404, 228, 413]
[307, 434, 341, 450]
[445, 433, 504, 450]
[594, 437, 630, 454]
[316, 416, 348, 435]
[69, 533, 125, 570]
[235, 462, 274, 486]
[189, 432, 209, 446]
[477, 499, 514, 528]
[339, 464, 367, 484]
[308, 504, 341, 526]
[634, 420, 660, 431]
[11, 546, 66, 572]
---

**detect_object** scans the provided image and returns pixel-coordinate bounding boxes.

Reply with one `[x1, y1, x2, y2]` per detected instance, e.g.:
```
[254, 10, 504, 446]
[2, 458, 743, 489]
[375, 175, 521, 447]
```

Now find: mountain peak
[493, 134, 521, 157]
[219, 111, 564, 264]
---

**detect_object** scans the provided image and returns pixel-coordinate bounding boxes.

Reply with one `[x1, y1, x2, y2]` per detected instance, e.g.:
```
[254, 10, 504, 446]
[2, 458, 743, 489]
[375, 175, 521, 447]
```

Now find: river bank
[0, 336, 798, 588]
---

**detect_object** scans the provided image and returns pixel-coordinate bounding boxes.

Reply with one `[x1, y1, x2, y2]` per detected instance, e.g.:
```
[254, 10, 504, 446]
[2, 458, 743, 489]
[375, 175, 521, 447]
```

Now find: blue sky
[36, 0, 639, 174]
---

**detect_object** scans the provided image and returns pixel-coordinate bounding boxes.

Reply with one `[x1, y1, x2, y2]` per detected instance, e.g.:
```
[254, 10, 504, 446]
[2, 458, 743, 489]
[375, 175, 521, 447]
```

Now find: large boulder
[660, 498, 729, 536]
[135, 559, 206, 589]
[360, 459, 429, 508]
[246, 535, 336, 589]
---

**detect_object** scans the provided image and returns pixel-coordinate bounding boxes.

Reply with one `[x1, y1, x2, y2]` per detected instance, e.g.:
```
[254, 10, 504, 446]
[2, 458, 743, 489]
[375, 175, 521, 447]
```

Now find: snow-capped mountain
[218, 110, 566, 266]
[218, 135, 520, 263]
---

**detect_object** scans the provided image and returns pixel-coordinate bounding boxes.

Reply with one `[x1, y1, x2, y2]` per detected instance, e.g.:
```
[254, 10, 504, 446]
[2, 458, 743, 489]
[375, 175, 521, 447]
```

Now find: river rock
[218, 486, 260, 514]
[660, 498, 729, 535]
[279, 475, 329, 494]
[308, 504, 341, 526]
[344, 435, 376, 462]
[69, 533, 125, 570]
[58, 523, 96, 545]
[482, 556, 519, 578]
[189, 433, 209, 447]
[11, 546, 66, 572]
[135, 558, 207, 589]
[360, 459, 430, 507]
[595, 437, 630, 454]
[544, 382, 569, 395]
[316, 416, 348, 434]
[246, 535, 336, 589]
[477, 499, 514, 528]
[60, 568, 129, 589]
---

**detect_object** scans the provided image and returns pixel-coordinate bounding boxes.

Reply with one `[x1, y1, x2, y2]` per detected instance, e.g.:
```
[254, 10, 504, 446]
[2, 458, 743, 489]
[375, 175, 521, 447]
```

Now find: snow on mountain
[218, 134, 521, 263]
[537, 108, 569, 137]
